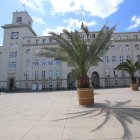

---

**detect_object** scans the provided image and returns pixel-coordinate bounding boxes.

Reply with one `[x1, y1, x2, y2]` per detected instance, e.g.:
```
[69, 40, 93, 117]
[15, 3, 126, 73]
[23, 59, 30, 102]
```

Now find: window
[120, 56, 124, 62]
[137, 55, 140, 62]
[119, 45, 123, 51]
[24, 71, 29, 80]
[125, 35, 128, 40]
[135, 44, 139, 50]
[115, 80, 118, 86]
[49, 82, 52, 88]
[42, 58, 46, 65]
[16, 17, 22, 22]
[106, 80, 110, 86]
[48, 59, 53, 65]
[121, 71, 125, 78]
[25, 49, 30, 55]
[126, 55, 131, 60]
[105, 56, 109, 63]
[126, 45, 129, 50]
[9, 52, 17, 58]
[106, 69, 110, 77]
[112, 56, 116, 63]
[26, 59, 30, 66]
[27, 40, 30, 44]
[56, 70, 60, 79]
[134, 35, 138, 40]
[49, 70, 53, 79]
[56, 82, 60, 88]
[114, 70, 118, 77]
[34, 70, 38, 79]
[10, 43, 18, 48]
[42, 70, 45, 79]
[56, 60, 60, 65]
[43, 39, 46, 44]
[118, 36, 121, 40]
[111, 45, 115, 50]
[8, 62, 16, 70]
[36, 39, 39, 44]
[34, 58, 39, 66]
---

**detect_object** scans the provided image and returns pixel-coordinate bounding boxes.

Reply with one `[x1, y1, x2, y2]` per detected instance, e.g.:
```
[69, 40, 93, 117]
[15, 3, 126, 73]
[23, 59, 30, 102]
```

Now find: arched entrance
[91, 72, 100, 88]
[67, 73, 76, 89]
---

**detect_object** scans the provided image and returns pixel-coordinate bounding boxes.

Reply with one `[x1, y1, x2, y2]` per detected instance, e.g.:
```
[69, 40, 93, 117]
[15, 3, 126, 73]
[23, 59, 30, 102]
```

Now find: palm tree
[39, 23, 115, 88]
[115, 59, 140, 84]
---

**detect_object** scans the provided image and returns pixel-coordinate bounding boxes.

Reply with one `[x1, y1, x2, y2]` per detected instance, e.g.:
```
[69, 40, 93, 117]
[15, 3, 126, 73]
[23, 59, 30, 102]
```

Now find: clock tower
[1, 11, 37, 90]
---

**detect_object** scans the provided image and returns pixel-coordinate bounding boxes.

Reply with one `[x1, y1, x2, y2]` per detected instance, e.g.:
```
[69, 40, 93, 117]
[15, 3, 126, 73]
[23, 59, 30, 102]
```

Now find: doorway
[8, 78, 15, 90]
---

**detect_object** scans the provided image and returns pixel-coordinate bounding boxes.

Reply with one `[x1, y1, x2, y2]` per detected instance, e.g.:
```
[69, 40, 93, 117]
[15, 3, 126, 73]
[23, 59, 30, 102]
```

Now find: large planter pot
[130, 83, 139, 91]
[77, 88, 94, 105]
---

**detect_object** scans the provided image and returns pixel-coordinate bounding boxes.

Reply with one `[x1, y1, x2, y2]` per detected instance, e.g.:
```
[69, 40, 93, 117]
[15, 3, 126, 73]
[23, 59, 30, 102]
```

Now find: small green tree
[39, 23, 115, 88]
[114, 59, 140, 84]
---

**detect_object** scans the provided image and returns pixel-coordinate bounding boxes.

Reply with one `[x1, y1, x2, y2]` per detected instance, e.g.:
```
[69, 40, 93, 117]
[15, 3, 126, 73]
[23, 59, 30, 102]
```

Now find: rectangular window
[27, 40, 30, 44]
[106, 80, 110, 86]
[112, 56, 116, 63]
[121, 71, 125, 78]
[8, 62, 16, 70]
[43, 39, 46, 44]
[111, 45, 115, 50]
[16, 17, 22, 22]
[56, 60, 60, 65]
[125, 35, 128, 40]
[135, 44, 139, 50]
[118, 36, 121, 40]
[42, 58, 46, 65]
[36, 39, 39, 44]
[49, 70, 53, 79]
[56, 70, 60, 79]
[34, 58, 39, 66]
[134, 35, 138, 40]
[120, 56, 124, 62]
[105, 69, 110, 77]
[10, 43, 18, 48]
[115, 80, 118, 86]
[105, 56, 109, 63]
[137, 55, 140, 62]
[126, 45, 129, 50]
[42, 70, 45, 79]
[114, 70, 118, 77]
[24, 71, 29, 80]
[26, 59, 30, 66]
[119, 45, 123, 51]
[34, 70, 38, 79]
[126, 55, 131, 60]
[48, 59, 53, 65]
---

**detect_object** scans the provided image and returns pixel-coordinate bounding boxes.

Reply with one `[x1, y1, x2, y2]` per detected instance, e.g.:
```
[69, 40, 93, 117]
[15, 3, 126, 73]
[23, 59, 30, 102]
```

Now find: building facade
[0, 11, 140, 90]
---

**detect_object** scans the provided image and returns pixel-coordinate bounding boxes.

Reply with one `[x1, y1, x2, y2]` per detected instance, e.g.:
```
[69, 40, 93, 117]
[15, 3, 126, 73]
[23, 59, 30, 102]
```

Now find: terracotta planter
[77, 88, 94, 105]
[130, 83, 139, 91]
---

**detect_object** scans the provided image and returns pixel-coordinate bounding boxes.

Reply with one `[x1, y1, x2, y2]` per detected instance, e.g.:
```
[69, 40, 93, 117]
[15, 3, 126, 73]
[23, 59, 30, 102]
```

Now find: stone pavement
[0, 88, 140, 140]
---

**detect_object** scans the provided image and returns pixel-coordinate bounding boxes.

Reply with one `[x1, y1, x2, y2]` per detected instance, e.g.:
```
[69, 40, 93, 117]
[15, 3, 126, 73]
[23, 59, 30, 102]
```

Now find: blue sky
[0, 0, 140, 45]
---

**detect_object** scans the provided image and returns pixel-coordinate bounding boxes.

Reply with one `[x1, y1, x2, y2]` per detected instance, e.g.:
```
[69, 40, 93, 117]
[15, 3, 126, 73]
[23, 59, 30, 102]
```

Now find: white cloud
[49, 0, 124, 19]
[64, 18, 97, 30]
[20, 0, 46, 13]
[128, 16, 140, 30]
[32, 16, 46, 25]
[42, 26, 70, 36]
[42, 18, 97, 36]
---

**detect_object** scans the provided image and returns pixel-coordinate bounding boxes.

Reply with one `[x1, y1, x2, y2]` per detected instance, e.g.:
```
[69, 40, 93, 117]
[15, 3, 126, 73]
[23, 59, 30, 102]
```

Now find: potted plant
[114, 59, 140, 91]
[39, 23, 115, 105]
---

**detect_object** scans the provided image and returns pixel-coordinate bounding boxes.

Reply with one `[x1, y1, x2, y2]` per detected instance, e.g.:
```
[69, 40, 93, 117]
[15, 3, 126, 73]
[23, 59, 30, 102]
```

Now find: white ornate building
[0, 11, 140, 91]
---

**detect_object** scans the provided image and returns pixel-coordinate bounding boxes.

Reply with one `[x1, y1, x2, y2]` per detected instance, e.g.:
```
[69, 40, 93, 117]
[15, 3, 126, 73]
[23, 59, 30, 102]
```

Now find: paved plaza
[0, 88, 140, 140]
